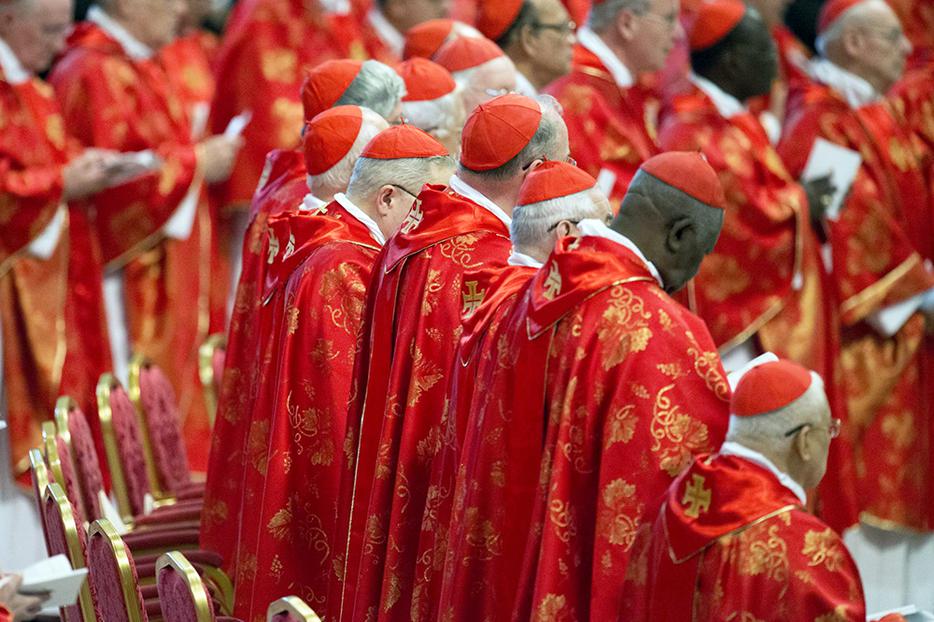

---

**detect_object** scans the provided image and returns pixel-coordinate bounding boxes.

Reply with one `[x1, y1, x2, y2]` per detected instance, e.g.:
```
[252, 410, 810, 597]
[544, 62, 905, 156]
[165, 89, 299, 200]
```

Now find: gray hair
[511, 186, 602, 253]
[459, 94, 567, 180]
[588, 0, 651, 31]
[815, 0, 886, 56]
[336, 60, 407, 120]
[347, 155, 455, 200]
[451, 55, 515, 91]
[401, 89, 464, 141]
[307, 107, 388, 197]
[726, 372, 828, 446]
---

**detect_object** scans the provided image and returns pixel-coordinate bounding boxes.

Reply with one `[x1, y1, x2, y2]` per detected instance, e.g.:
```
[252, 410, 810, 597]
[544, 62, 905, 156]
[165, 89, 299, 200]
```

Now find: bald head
[0, 0, 72, 73]
[611, 170, 723, 293]
[817, 0, 911, 93]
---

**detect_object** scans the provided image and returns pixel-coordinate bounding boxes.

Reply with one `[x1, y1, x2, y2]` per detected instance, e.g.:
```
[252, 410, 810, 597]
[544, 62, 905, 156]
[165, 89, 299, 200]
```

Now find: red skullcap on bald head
[475, 0, 525, 41]
[517, 161, 596, 206]
[360, 124, 450, 160]
[638, 151, 725, 209]
[433, 35, 504, 73]
[301, 59, 364, 122]
[460, 93, 542, 171]
[404, 19, 456, 59]
[731, 360, 815, 416]
[688, 0, 747, 51]
[817, 0, 865, 33]
[303, 105, 364, 176]
[396, 58, 457, 102]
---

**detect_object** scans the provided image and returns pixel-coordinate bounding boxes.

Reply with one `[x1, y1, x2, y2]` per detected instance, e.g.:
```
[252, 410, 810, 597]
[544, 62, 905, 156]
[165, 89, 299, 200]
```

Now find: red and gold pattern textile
[342, 185, 511, 621]
[499, 235, 730, 621]
[544, 44, 659, 206]
[887, 0, 934, 69]
[627, 453, 866, 621]
[159, 31, 218, 139]
[780, 81, 934, 530]
[208, 0, 365, 210]
[237, 201, 381, 621]
[201, 150, 306, 566]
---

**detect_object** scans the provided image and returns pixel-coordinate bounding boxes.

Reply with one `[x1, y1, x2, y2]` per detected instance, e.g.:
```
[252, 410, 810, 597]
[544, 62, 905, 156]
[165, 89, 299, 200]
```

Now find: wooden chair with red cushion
[266, 597, 322, 622]
[86, 518, 149, 622]
[42, 422, 86, 524]
[42, 483, 98, 622]
[198, 333, 226, 427]
[28, 449, 52, 552]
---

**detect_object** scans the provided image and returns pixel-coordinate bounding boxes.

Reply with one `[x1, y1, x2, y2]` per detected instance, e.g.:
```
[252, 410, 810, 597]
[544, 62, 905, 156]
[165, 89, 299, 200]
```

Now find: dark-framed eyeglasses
[522, 154, 578, 171]
[392, 184, 419, 198]
[783, 418, 841, 439]
[531, 20, 576, 36]
[547, 218, 581, 232]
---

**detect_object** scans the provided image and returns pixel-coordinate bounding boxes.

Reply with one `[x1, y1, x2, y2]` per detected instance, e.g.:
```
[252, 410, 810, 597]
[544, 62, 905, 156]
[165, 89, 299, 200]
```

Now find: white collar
[719, 441, 808, 505]
[87, 6, 153, 60]
[449, 175, 512, 228]
[508, 250, 543, 268]
[576, 218, 664, 288]
[300, 193, 328, 213]
[808, 57, 880, 108]
[335, 192, 385, 245]
[690, 72, 746, 118]
[514, 70, 539, 97]
[0, 35, 30, 85]
[366, 9, 404, 57]
[576, 26, 634, 88]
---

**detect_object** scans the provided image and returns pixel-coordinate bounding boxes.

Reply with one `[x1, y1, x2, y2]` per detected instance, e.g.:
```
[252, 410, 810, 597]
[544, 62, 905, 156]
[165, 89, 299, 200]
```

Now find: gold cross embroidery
[310, 202, 328, 216]
[542, 262, 562, 300]
[682, 474, 712, 519]
[400, 199, 424, 234]
[283, 232, 295, 259]
[462, 280, 485, 315]
[266, 232, 280, 264]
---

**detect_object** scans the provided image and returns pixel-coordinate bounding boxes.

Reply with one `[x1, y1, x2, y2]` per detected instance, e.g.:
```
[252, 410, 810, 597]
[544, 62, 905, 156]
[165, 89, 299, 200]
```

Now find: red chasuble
[780, 81, 934, 530]
[342, 184, 511, 621]
[501, 235, 731, 621]
[628, 453, 866, 621]
[408, 262, 537, 622]
[544, 44, 659, 206]
[201, 152, 307, 566]
[208, 0, 360, 210]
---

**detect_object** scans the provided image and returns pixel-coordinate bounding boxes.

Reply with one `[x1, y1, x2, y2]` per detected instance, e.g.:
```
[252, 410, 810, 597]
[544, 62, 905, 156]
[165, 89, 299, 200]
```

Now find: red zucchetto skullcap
[732, 360, 814, 416]
[301, 59, 364, 121]
[303, 106, 364, 176]
[688, 0, 747, 50]
[397, 58, 457, 102]
[476, 0, 525, 41]
[434, 35, 504, 73]
[817, 0, 864, 33]
[404, 19, 456, 59]
[460, 94, 542, 171]
[360, 124, 449, 159]
[517, 161, 596, 206]
[638, 152, 725, 209]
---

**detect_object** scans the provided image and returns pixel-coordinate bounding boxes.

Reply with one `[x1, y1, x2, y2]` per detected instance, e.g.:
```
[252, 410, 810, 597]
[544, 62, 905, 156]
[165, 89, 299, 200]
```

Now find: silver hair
[511, 187, 601, 253]
[347, 155, 455, 199]
[307, 108, 387, 197]
[401, 89, 464, 141]
[588, 0, 651, 31]
[336, 60, 407, 120]
[725, 372, 828, 446]
[459, 94, 567, 179]
[814, 0, 884, 56]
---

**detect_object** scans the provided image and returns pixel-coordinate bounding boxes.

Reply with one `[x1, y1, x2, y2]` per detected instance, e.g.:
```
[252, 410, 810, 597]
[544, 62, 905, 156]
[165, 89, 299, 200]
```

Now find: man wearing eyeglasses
[544, 0, 683, 205]
[626, 358, 865, 621]
[474, 0, 576, 96]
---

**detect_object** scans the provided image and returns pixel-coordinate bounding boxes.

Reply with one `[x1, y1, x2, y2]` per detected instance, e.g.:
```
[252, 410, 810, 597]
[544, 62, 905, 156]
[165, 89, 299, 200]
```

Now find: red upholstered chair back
[87, 519, 148, 622]
[42, 422, 85, 526]
[43, 483, 98, 622]
[29, 449, 52, 552]
[156, 552, 215, 622]
[130, 359, 191, 497]
[97, 373, 151, 521]
[198, 333, 227, 427]
[266, 597, 321, 622]
[56, 397, 105, 521]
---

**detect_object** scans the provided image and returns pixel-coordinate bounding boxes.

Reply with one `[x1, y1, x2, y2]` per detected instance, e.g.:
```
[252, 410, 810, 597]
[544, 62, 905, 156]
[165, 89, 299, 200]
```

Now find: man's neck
[597, 29, 635, 76]
[455, 171, 518, 216]
[344, 191, 379, 221]
[831, 56, 885, 94]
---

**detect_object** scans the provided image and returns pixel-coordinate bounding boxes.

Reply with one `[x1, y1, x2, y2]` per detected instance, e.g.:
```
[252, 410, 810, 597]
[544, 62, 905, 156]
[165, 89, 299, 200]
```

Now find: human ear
[376, 185, 395, 217]
[795, 428, 813, 462]
[615, 9, 637, 40]
[664, 217, 693, 254]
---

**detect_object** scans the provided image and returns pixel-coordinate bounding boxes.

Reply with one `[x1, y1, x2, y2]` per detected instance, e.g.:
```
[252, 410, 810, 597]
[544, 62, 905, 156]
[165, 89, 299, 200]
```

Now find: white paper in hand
[224, 110, 252, 139]
[20, 554, 88, 608]
[802, 137, 861, 221]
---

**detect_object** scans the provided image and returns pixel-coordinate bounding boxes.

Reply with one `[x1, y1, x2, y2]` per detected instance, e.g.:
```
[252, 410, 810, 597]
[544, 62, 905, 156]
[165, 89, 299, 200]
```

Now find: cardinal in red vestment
[779, 0, 934, 532]
[660, 0, 857, 530]
[234, 124, 454, 621]
[395, 58, 464, 158]
[433, 35, 518, 114]
[341, 94, 570, 621]
[401, 18, 481, 60]
[200, 105, 388, 571]
[627, 359, 867, 621]
[414, 162, 611, 622]
[354, 0, 448, 64]
[544, 0, 681, 204]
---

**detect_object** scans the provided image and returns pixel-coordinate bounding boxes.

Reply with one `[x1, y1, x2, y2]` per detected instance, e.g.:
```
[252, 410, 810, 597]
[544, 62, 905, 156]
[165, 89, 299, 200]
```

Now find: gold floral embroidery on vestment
[605, 405, 637, 448]
[407, 345, 444, 407]
[548, 498, 578, 544]
[260, 48, 298, 83]
[802, 528, 845, 572]
[738, 523, 789, 583]
[650, 385, 711, 475]
[599, 478, 643, 549]
[438, 233, 483, 268]
[534, 593, 573, 622]
[597, 286, 652, 370]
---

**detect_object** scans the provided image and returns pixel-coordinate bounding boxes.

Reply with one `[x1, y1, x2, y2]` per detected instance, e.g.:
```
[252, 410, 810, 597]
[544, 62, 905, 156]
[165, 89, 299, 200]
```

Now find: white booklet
[801, 137, 862, 222]
[18, 554, 88, 608]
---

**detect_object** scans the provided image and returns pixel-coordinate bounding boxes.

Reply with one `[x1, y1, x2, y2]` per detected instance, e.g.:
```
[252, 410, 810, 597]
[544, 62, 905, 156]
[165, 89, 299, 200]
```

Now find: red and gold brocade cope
[342, 185, 511, 621]
[544, 44, 659, 207]
[628, 453, 866, 621]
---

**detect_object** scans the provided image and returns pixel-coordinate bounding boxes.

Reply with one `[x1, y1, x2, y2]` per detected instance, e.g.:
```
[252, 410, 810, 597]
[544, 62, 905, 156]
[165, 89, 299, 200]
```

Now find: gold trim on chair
[198, 333, 226, 428]
[88, 519, 146, 622]
[156, 552, 214, 622]
[41, 422, 68, 499]
[45, 483, 96, 622]
[128, 355, 167, 500]
[28, 449, 50, 529]
[266, 596, 323, 622]
[200, 565, 235, 616]
[96, 373, 135, 523]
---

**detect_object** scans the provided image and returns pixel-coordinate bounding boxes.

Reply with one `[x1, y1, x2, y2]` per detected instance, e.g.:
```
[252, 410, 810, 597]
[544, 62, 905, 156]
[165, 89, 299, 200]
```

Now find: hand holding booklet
[801, 137, 862, 221]
[18, 554, 87, 608]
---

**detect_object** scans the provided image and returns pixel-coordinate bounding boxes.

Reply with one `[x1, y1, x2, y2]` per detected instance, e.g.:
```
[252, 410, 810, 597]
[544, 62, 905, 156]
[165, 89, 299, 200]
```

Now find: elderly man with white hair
[778, 0, 934, 610]
[395, 57, 465, 156]
[302, 58, 407, 123]
[628, 357, 868, 621]
[434, 34, 518, 114]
